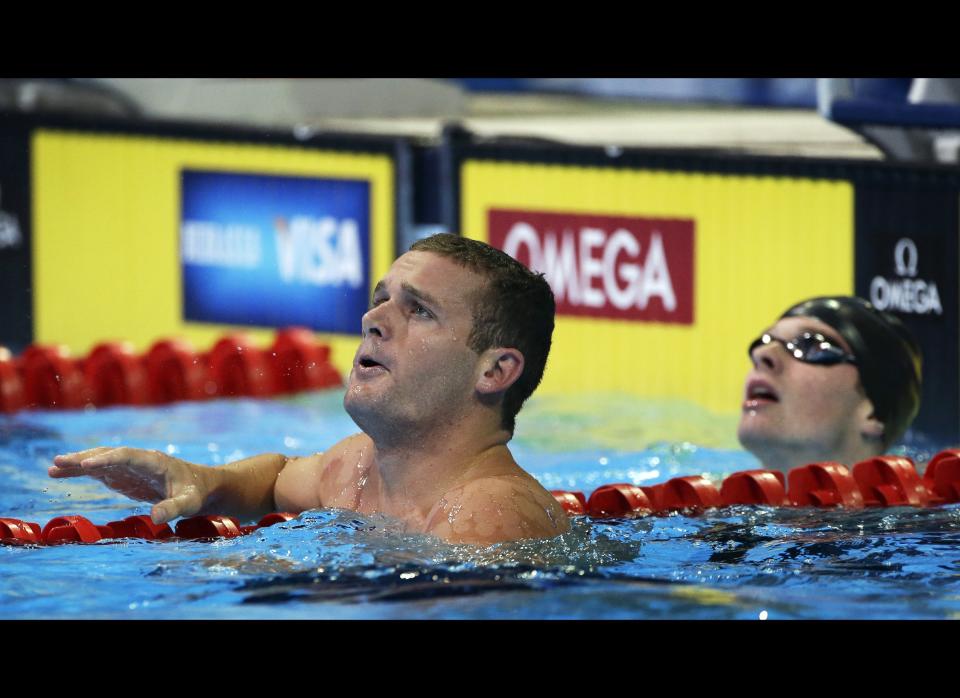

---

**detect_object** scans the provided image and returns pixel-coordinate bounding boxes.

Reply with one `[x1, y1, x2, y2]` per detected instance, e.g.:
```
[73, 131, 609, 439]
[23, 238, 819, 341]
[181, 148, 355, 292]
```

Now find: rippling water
[2, 390, 958, 619]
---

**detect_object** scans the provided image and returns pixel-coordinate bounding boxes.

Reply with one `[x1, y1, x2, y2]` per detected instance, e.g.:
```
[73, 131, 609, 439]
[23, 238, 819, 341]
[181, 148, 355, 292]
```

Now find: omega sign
[869, 238, 943, 315]
[488, 209, 694, 324]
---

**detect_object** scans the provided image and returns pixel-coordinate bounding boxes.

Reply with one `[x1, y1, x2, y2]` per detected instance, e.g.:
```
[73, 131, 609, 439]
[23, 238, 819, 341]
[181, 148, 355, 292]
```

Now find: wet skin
[274, 434, 569, 544]
[50, 251, 569, 545]
[737, 315, 882, 471]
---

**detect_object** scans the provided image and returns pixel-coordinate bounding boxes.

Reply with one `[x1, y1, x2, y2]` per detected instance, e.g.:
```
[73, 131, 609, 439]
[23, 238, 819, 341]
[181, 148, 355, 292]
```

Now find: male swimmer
[50, 234, 570, 545]
[738, 296, 922, 471]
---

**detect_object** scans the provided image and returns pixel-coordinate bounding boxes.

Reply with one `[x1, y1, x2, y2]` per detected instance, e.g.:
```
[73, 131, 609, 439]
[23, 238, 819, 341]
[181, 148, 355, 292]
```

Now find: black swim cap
[781, 296, 922, 449]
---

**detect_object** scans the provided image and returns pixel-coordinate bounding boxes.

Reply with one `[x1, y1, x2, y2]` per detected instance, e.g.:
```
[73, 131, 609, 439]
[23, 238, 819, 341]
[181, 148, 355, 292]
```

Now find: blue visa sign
[180, 170, 371, 335]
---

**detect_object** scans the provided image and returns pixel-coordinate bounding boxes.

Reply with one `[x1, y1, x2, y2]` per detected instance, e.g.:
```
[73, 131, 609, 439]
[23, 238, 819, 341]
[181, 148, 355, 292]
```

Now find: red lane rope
[5, 453, 959, 546]
[0, 512, 297, 546]
[0, 328, 342, 414]
[552, 453, 960, 517]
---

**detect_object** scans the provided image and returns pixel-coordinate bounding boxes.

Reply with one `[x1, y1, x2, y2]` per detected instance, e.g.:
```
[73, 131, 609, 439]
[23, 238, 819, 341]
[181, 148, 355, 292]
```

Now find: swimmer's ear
[858, 401, 886, 443]
[475, 347, 525, 395]
[862, 417, 885, 443]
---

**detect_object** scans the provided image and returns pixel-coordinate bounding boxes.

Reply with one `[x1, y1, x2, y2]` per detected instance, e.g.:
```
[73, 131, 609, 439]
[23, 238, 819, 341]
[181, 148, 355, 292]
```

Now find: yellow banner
[462, 160, 854, 416]
[32, 129, 395, 378]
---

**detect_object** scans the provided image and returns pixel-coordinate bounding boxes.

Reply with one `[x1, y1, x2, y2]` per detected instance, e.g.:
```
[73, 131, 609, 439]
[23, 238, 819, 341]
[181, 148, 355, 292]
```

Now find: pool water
[2, 390, 959, 620]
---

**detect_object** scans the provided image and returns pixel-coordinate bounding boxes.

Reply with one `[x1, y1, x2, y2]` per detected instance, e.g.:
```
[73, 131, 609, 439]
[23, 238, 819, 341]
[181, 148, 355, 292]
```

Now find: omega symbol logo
[870, 236, 941, 315]
[894, 238, 918, 278]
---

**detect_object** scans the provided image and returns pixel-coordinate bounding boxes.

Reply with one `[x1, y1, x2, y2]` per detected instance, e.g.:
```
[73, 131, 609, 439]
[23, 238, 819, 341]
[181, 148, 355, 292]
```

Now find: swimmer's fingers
[49, 446, 117, 477]
[49, 448, 178, 504]
[49, 447, 211, 523]
[151, 487, 204, 525]
[49, 465, 84, 478]
[66, 447, 169, 475]
[55, 446, 115, 463]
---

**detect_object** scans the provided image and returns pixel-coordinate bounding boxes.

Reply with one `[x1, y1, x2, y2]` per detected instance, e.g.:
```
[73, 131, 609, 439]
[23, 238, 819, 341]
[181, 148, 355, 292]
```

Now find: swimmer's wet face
[737, 315, 880, 469]
[344, 251, 492, 444]
[407, 233, 555, 434]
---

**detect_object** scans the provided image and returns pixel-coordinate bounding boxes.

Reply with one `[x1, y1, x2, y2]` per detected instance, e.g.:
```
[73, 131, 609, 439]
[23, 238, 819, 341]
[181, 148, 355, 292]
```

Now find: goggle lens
[748, 332, 857, 366]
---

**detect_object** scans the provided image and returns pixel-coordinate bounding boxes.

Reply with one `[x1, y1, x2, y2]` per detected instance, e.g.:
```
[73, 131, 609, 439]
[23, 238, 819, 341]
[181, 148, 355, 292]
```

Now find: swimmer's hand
[50, 447, 212, 525]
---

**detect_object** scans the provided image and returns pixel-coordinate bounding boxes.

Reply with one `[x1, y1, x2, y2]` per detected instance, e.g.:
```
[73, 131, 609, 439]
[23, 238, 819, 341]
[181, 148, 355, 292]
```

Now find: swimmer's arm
[207, 452, 292, 520]
[50, 447, 289, 524]
[273, 453, 327, 513]
[274, 433, 371, 514]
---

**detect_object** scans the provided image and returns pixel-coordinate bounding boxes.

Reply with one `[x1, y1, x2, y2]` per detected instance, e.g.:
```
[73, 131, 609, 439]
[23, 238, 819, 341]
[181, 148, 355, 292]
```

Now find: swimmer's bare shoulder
[274, 433, 373, 513]
[426, 471, 570, 545]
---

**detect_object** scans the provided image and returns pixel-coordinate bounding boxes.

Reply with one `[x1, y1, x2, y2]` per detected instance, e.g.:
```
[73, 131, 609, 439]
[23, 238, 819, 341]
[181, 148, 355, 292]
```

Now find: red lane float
[788, 462, 864, 508]
[646, 476, 723, 511]
[174, 515, 244, 539]
[271, 328, 341, 393]
[84, 342, 150, 407]
[587, 483, 652, 517]
[720, 469, 788, 506]
[20, 345, 94, 409]
[923, 450, 960, 504]
[550, 490, 587, 515]
[41, 515, 112, 544]
[0, 347, 25, 413]
[853, 456, 931, 507]
[0, 518, 42, 544]
[208, 335, 278, 399]
[144, 339, 212, 403]
[105, 515, 173, 540]
[237, 513, 299, 535]
[256, 512, 297, 528]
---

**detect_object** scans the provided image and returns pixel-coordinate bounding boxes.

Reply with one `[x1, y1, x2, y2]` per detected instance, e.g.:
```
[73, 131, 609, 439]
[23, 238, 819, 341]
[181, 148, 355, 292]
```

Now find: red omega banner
[488, 209, 695, 324]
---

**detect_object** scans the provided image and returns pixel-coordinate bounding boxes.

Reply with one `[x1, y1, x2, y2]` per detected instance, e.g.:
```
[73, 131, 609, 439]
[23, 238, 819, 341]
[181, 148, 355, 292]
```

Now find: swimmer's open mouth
[746, 379, 778, 403]
[358, 356, 387, 370]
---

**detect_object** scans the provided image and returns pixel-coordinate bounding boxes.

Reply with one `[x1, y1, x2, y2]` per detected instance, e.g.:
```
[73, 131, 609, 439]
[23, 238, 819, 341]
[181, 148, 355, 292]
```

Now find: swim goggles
[748, 332, 858, 366]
